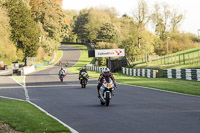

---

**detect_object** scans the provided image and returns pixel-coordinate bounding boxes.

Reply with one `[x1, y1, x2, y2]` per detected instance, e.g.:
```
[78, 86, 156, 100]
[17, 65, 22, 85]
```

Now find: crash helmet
[103, 68, 110, 76]
[81, 67, 86, 70]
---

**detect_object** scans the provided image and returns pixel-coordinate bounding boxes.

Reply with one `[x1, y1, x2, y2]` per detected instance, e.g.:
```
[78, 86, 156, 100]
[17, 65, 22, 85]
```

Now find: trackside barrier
[22, 65, 36, 75]
[122, 67, 158, 78]
[163, 69, 200, 81]
[86, 64, 158, 78]
[86, 64, 104, 73]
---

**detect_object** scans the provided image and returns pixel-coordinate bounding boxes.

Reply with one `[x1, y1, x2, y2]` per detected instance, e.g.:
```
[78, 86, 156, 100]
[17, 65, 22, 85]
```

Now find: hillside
[133, 47, 200, 69]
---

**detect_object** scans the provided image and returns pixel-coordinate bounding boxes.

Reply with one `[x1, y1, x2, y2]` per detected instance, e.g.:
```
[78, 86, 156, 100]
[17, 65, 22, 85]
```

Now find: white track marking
[10, 76, 30, 101]
[0, 96, 78, 133]
[117, 82, 200, 98]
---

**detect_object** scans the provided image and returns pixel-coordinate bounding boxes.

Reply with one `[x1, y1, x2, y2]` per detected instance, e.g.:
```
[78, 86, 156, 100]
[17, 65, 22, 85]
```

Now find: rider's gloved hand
[114, 83, 117, 87]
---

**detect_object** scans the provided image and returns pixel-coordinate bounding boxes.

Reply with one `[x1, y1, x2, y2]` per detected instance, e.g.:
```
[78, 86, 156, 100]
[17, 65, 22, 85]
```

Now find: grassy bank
[66, 44, 200, 96]
[66, 44, 95, 73]
[133, 47, 200, 69]
[36, 48, 63, 71]
[0, 98, 70, 133]
[134, 63, 200, 70]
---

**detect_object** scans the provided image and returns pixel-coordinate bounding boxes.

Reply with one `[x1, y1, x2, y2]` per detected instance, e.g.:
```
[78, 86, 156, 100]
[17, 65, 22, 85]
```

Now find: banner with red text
[95, 49, 125, 57]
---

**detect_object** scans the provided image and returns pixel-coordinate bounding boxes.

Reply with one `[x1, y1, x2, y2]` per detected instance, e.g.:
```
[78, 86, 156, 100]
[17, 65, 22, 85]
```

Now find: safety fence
[86, 64, 158, 78]
[133, 51, 200, 66]
[163, 69, 200, 81]
[122, 67, 158, 78]
[86, 64, 104, 73]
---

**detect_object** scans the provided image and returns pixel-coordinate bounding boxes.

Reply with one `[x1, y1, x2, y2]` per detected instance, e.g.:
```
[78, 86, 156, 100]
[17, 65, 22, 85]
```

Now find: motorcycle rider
[58, 67, 66, 77]
[79, 67, 89, 83]
[97, 68, 116, 98]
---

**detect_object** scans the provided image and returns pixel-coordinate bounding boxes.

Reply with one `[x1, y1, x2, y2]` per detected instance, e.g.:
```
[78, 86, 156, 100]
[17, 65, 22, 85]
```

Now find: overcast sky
[63, 0, 200, 35]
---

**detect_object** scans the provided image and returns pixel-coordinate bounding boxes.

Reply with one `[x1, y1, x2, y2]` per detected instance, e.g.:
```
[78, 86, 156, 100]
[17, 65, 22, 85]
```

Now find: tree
[152, 2, 171, 41]
[170, 8, 183, 33]
[73, 9, 89, 42]
[5, 0, 40, 60]
[30, 0, 69, 57]
[133, 0, 152, 49]
[73, 8, 115, 43]
[0, 5, 17, 61]
[133, 0, 151, 30]
[97, 23, 118, 43]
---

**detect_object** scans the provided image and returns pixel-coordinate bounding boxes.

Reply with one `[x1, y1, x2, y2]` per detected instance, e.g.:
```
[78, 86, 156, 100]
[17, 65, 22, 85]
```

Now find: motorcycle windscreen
[104, 77, 111, 83]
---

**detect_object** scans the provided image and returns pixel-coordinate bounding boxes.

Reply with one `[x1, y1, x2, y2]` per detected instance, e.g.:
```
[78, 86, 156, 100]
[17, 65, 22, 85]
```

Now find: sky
[62, 0, 200, 35]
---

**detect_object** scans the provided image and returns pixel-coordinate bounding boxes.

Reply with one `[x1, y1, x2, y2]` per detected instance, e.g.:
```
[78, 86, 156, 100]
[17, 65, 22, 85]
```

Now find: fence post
[164, 55, 166, 64]
[175, 55, 176, 64]
[183, 54, 185, 64]
[179, 55, 180, 64]
[193, 54, 195, 64]
[188, 54, 190, 64]
[199, 52, 200, 64]
[171, 56, 173, 64]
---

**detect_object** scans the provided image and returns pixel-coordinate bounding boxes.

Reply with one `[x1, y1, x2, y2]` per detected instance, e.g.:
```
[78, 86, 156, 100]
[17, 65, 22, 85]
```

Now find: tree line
[0, 0, 198, 65]
[66, 0, 198, 64]
[0, 0, 68, 64]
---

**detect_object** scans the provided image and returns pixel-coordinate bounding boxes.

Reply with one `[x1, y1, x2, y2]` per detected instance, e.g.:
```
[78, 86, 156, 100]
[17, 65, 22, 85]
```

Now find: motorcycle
[58, 71, 66, 82]
[80, 72, 88, 88]
[99, 77, 115, 106]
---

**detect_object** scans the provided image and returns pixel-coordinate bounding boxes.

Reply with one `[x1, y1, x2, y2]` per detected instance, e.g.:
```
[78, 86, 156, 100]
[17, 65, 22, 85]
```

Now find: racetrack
[4, 45, 200, 133]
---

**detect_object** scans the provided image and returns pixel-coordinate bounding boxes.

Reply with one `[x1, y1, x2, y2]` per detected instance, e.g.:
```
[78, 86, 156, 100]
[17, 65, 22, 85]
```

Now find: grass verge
[66, 44, 95, 73]
[0, 98, 70, 133]
[35, 48, 63, 71]
[134, 63, 200, 70]
[11, 76, 25, 86]
[66, 44, 200, 96]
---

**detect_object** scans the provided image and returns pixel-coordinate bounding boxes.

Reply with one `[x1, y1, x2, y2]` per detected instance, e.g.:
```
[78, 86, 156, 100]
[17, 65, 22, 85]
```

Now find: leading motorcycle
[99, 77, 115, 106]
[80, 72, 88, 88]
[58, 71, 66, 82]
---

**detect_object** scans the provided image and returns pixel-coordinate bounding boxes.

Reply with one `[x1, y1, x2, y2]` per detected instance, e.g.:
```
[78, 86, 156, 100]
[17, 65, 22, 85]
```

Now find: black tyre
[105, 92, 110, 106]
[100, 101, 105, 105]
[61, 78, 63, 82]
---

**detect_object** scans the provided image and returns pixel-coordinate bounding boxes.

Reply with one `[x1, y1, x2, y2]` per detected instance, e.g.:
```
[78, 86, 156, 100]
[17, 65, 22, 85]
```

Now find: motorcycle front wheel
[105, 92, 110, 106]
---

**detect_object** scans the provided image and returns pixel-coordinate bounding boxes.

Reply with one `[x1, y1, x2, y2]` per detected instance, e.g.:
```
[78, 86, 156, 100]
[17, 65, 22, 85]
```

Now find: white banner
[95, 49, 125, 57]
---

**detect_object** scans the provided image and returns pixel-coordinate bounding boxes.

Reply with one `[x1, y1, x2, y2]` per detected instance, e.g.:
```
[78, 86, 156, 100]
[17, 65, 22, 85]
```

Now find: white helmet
[103, 68, 110, 76]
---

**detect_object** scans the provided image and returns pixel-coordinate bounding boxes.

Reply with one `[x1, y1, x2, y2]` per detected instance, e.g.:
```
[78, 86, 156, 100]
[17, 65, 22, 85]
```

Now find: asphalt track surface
[1, 45, 200, 133]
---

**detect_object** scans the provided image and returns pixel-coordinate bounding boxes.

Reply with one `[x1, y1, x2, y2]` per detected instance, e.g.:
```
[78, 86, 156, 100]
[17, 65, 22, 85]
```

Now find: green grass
[36, 49, 63, 71]
[0, 98, 70, 133]
[66, 44, 200, 96]
[11, 76, 25, 86]
[65, 44, 95, 73]
[134, 63, 200, 70]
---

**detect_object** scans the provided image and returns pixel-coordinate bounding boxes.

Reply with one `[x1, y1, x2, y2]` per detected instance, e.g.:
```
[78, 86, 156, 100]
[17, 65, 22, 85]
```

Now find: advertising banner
[95, 49, 125, 57]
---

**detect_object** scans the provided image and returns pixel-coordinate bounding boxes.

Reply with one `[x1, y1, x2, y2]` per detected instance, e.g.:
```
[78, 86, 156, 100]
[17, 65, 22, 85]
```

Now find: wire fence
[132, 52, 200, 65]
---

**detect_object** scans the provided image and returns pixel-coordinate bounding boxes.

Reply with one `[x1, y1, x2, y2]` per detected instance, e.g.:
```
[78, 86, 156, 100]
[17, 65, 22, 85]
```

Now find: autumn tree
[0, 5, 17, 61]
[97, 23, 118, 43]
[4, 0, 40, 60]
